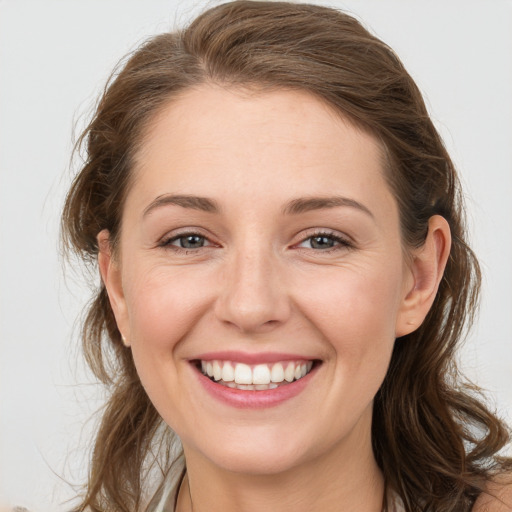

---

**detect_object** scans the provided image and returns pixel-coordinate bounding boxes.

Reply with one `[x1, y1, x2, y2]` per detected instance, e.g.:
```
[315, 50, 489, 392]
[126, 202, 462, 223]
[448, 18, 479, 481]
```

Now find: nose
[214, 247, 291, 334]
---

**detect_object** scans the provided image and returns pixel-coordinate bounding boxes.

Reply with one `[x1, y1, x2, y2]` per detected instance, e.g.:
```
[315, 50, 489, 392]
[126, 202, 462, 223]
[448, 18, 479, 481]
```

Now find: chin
[206, 444, 309, 476]
[181, 424, 318, 476]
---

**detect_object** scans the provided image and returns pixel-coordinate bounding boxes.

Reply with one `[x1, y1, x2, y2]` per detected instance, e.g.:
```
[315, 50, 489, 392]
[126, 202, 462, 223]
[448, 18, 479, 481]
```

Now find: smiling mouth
[196, 359, 317, 390]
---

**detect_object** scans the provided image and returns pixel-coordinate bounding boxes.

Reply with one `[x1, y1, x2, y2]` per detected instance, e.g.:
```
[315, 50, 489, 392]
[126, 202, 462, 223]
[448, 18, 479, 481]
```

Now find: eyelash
[159, 229, 354, 254]
[295, 230, 354, 252]
[159, 232, 215, 253]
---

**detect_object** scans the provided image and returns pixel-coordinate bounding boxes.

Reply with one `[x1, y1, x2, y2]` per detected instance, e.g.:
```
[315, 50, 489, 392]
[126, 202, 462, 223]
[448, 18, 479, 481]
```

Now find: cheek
[294, 263, 403, 389]
[122, 265, 217, 428]
[298, 265, 403, 341]
[124, 264, 215, 353]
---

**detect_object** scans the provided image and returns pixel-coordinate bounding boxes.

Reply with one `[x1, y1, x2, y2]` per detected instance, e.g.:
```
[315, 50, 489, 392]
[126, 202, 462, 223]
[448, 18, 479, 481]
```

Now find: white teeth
[270, 362, 285, 383]
[200, 359, 315, 387]
[238, 384, 255, 390]
[213, 360, 222, 381]
[284, 362, 295, 382]
[252, 364, 271, 385]
[221, 361, 235, 382]
[225, 382, 279, 390]
[234, 363, 253, 384]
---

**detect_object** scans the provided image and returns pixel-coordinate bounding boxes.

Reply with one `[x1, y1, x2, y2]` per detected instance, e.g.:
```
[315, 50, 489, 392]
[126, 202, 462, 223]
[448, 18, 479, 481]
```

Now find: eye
[162, 233, 211, 250]
[297, 232, 352, 251]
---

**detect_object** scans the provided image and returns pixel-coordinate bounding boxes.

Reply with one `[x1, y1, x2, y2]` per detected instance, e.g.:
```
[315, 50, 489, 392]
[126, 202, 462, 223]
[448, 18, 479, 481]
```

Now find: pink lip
[192, 351, 315, 364]
[192, 362, 319, 409]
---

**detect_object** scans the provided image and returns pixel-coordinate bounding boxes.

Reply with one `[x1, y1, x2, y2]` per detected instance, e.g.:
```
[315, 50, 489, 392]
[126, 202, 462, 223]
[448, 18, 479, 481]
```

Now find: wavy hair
[61, 2, 511, 510]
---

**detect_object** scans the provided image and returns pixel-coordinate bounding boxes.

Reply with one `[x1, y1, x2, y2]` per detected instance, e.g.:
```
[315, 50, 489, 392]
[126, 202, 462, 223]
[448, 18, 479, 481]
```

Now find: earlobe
[97, 230, 131, 346]
[395, 215, 451, 337]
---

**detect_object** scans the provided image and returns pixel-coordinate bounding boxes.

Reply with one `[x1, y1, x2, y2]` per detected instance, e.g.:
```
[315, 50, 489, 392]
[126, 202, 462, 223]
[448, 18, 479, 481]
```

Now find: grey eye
[297, 232, 351, 251]
[174, 235, 206, 248]
[308, 235, 337, 249]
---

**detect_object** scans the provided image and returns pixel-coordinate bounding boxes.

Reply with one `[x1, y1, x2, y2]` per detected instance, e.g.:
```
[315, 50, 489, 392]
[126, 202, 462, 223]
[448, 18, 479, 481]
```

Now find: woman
[61, 1, 512, 511]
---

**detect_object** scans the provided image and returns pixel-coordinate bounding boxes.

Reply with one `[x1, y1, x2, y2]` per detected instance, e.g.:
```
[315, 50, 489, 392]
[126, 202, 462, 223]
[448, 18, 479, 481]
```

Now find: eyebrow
[143, 194, 219, 217]
[282, 196, 374, 218]
[142, 194, 373, 219]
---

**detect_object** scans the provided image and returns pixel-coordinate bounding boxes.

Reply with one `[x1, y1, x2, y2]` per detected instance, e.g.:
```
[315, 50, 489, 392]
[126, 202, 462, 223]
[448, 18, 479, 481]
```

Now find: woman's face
[102, 85, 419, 475]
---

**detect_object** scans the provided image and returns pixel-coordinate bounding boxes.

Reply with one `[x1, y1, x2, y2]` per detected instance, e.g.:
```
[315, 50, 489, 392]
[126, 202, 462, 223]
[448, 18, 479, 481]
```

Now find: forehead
[130, 85, 394, 218]
[137, 84, 379, 157]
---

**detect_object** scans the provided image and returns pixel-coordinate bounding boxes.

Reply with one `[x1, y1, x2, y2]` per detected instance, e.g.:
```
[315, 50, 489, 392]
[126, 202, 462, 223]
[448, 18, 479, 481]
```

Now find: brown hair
[62, 2, 512, 510]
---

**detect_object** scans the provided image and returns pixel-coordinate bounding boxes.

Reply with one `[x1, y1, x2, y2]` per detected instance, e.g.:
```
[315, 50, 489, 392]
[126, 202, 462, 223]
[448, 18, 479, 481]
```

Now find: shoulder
[473, 477, 512, 511]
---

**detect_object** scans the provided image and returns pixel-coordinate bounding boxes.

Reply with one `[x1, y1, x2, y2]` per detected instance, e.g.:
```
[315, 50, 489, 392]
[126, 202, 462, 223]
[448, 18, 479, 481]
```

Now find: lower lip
[194, 364, 318, 409]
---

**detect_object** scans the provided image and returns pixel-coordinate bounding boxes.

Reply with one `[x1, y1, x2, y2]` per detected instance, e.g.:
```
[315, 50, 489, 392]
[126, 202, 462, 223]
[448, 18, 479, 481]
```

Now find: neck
[176, 414, 384, 512]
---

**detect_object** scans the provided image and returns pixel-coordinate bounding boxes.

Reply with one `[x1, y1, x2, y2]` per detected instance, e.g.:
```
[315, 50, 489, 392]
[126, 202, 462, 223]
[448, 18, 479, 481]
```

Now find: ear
[395, 215, 451, 337]
[97, 229, 131, 346]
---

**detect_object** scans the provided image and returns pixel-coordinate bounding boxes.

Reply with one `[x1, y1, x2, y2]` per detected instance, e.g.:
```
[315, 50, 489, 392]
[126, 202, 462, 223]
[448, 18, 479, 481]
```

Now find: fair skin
[98, 85, 451, 512]
[474, 479, 512, 512]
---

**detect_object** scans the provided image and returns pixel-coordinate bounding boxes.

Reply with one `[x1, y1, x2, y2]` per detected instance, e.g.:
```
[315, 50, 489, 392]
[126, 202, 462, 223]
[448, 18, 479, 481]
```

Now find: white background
[1, 0, 511, 510]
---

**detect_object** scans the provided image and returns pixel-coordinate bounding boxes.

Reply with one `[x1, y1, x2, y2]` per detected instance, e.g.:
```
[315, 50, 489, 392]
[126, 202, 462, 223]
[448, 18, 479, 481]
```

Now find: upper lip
[191, 351, 318, 364]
